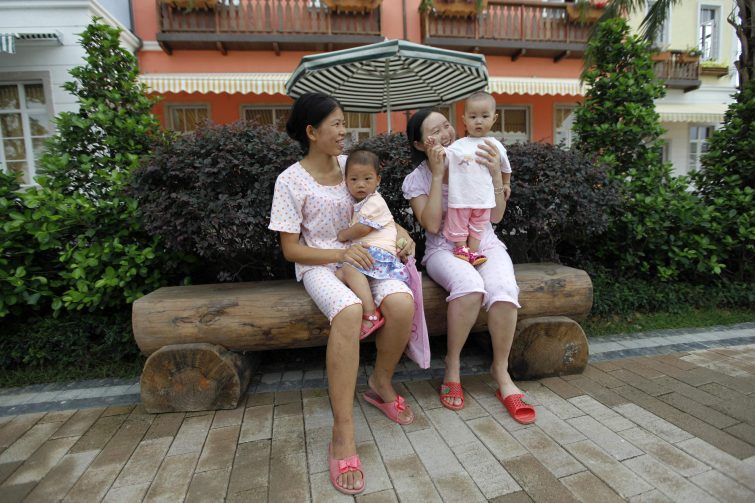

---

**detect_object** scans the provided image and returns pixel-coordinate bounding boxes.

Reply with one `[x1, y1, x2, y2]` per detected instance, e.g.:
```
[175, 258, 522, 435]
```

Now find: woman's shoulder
[402, 162, 432, 200]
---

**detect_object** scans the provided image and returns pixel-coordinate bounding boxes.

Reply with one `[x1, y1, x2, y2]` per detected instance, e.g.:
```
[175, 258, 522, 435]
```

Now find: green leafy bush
[0, 310, 137, 370]
[692, 79, 755, 282]
[574, 18, 723, 281]
[131, 120, 301, 282]
[589, 265, 754, 317]
[500, 143, 620, 263]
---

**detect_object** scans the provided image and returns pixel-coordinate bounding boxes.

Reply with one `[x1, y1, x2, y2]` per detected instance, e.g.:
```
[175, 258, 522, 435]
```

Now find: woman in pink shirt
[402, 108, 536, 425]
[269, 93, 416, 495]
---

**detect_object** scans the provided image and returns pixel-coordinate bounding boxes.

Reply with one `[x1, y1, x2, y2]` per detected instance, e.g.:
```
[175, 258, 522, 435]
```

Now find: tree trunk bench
[133, 262, 592, 412]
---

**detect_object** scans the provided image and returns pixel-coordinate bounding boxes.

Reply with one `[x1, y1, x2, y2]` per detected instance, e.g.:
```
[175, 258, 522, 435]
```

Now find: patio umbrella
[285, 39, 488, 131]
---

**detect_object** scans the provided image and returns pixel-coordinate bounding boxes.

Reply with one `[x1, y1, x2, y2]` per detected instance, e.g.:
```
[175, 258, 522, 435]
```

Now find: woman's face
[419, 112, 456, 149]
[309, 106, 346, 156]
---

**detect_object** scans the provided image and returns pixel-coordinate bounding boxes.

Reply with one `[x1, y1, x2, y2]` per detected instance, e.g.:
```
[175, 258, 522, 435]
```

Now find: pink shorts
[444, 208, 492, 243]
[302, 266, 412, 322]
[424, 245, 520, 311]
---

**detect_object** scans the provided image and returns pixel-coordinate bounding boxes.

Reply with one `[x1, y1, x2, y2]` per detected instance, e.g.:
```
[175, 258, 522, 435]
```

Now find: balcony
[652, 51, 701, 92]
[420, 0, 592, 62]
[156, 0, 382, 54]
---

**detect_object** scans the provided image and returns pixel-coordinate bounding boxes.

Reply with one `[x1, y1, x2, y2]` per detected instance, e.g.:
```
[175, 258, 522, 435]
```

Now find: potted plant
[651, 50, 672, 62]
[566, 0, 607, 23]
[160, 0, 218, 9]
[700, 61, 729, 77]
[680, 48, 702, 63]
[323, 0, 382, 14]
[429, 0, 488, 18]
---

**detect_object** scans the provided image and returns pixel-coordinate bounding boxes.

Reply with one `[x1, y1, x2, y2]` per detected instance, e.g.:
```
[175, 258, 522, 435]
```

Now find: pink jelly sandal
[470, 251, 487, 266]
[360, 307, 385, 340]
[363, 389, 414, 425]
[496, 390, 536, 424]
[452, 246, 472, 262]
[328, 443, 364, 495]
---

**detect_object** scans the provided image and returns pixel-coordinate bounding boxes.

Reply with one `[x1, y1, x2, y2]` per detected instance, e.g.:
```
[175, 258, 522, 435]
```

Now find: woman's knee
[379, 292, 414, 320]
[331, 303, 362, 337]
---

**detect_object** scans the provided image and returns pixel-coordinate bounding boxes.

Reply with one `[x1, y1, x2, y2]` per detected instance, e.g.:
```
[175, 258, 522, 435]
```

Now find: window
[647, 1, 670, 48]
[0, 82, 52, 185]
[689, 125, 714, 171]
[492, 106, 529, 144]
[167, 104, 209, 133]
[344, 111, 373, 147]
[243, 106, 290, 131]
[554, 105, 577, 148]
[699, 7, 719, 61]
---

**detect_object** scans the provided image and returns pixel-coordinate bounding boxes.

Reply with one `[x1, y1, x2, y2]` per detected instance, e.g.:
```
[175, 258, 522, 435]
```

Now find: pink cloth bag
[404, 256, 430, 369]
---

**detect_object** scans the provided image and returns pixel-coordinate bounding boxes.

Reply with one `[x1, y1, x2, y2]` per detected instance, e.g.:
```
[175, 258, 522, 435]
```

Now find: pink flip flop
[360, 307, 385, 340]
[363, 389, 414, 425]
[328, 443, 364, 495]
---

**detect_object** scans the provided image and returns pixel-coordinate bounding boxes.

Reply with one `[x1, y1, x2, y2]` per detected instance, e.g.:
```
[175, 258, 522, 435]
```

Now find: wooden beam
[158, 40, 172, 55]
[216, 41, 227, 55]
[272, 41, 280, 56]
[511, 48, 526, 62]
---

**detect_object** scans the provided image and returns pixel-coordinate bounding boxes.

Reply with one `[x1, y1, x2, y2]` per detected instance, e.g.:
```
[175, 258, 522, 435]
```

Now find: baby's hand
[337, 229, 349, 242]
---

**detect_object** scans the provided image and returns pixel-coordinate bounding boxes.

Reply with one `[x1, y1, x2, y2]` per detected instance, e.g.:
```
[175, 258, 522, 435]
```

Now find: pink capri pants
[302, 265, 413, 322]
[424, 245, 520, 310]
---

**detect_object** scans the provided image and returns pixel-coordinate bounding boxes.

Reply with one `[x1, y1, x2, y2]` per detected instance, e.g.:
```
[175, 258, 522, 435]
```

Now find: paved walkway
[0, 328, 754, 501]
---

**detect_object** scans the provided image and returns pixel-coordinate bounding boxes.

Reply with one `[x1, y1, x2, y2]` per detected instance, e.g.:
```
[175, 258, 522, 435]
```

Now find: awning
[488, 77, 585, 96]
[139, 73, 587, 98]
[139, 73, 289, 95]
[655, 103, 728, 123]
[1, 32, 63, 54]
[1, 33, 18, 54]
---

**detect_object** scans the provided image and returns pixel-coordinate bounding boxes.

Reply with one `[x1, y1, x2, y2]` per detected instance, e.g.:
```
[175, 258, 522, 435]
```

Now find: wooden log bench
[132, 263, 592, 412]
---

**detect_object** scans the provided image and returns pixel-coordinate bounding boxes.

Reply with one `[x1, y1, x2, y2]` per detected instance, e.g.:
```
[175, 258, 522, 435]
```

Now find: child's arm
[337, 223, 372, 243]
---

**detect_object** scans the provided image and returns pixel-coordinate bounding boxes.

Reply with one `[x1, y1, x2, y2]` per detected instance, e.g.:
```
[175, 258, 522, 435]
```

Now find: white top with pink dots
[269, 155, 352, 281]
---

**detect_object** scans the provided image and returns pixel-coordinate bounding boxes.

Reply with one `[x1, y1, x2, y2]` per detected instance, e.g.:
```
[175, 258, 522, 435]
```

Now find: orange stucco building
[133, 0, 598, 146]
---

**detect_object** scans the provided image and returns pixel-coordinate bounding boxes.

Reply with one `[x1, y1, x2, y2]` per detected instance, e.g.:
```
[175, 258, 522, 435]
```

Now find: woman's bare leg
[368, 293, 415, 423]
[328, 304, 363, 491]
[442, 293, 483, 407]
[487, 301, 522, 397]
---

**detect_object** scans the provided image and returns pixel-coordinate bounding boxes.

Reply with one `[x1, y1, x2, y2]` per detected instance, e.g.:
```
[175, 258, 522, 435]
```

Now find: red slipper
[496, 390, 536, 424]
[439, 382, 464, 411]
[328, 443, 364, 495]
[360, 307, 385, 340]
[363, 389, 414, 425]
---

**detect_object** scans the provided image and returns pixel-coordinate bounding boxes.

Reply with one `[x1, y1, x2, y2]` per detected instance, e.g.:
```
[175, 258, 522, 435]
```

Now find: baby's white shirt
[446, 136, 510, 209]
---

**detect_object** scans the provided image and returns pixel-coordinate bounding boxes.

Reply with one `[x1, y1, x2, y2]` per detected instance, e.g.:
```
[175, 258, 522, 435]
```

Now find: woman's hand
[339, 244, 374, 270]
[395, 227, 416, 262]
[476, 139, 502, 177]
[424, 137, 446, 180]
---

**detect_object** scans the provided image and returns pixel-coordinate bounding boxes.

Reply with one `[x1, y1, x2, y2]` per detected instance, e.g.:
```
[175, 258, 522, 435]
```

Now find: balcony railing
[421, 0, 592, 61]
[652, 51, 701, 92]
[156, 0, 382, 54]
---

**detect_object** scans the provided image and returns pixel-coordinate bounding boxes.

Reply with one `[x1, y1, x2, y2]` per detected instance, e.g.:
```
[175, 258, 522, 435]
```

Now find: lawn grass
[0, 358, 143, 389]
[583, 306, 755, 337]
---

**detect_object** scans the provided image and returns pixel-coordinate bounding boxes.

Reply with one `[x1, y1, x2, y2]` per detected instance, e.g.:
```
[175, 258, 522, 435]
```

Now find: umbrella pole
[385, 60, 391, 132]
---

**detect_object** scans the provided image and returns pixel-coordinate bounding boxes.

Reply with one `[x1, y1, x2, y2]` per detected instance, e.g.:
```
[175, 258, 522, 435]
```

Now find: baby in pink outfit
[336, 149, 408, 339]
[439, 91, 512, 266]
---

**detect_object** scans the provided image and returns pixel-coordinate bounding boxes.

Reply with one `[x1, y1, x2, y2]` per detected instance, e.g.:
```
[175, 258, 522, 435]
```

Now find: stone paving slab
[1, 344, 755, 501]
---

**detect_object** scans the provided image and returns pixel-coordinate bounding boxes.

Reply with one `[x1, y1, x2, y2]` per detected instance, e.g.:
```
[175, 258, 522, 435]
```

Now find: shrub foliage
[131, 121, 301, 282]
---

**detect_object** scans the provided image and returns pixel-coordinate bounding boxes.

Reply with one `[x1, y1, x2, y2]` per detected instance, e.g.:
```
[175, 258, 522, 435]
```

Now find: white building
[0, 0, 139, 185]
[630, 1, 738, 177]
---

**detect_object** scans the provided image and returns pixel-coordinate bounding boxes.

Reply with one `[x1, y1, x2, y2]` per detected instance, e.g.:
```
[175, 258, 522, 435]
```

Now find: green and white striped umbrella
[286, 39, 488, 130]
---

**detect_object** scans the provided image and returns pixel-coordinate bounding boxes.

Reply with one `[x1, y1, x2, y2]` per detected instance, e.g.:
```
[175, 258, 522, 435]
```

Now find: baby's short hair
[345, 149, 381, 176]
[465, 91, 496, 111]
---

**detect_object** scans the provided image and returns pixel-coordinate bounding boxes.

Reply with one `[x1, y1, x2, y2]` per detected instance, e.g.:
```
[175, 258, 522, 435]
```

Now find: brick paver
[1, 344, 755, 501]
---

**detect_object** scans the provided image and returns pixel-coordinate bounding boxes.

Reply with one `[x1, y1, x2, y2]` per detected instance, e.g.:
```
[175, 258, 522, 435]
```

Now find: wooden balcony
[156, 0, 382, 54]
[652, 51, 701, 92]
[420, 0, 592, 61]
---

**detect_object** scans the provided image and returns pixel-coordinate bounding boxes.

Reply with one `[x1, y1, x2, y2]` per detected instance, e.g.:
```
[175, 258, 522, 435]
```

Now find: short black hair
[285, 92, 342, 153]
[464, 91, 496, 111]
[345, 149, 380, 177]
